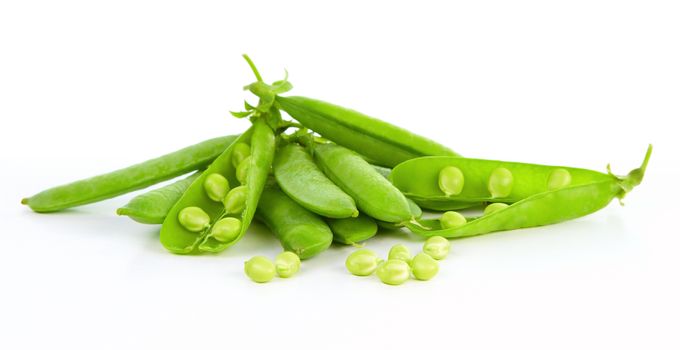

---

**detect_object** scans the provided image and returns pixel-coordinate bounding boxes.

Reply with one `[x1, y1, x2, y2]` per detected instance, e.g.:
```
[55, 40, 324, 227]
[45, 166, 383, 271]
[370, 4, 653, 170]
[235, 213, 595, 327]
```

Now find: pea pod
[313, 143, 412, 223]
[22, 135, 239, 212]
[406, 145, 652, 238]
[256, 185, 333, 259]
[160, 119, 275, 254]
[376, 197, 423, 230]
[117, 172, 202, 224]
[273, 143, 358, 218]
[276, 96, 459, 167]
[328, 214, 378, 245]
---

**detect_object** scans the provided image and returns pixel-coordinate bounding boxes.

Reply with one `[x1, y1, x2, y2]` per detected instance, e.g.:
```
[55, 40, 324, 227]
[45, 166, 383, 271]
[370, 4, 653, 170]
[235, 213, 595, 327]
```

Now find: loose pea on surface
[547, 168, 572, 190]
[223, 185, 248, 214]
[423, 236, 450, 260]
[484, 202, 509, 216]
[231, 142, 251, 168]
[411, 253, 439, 281]
[388, 244, 412, 263]
[275, 251, 301, 278]
[376, 259, 411, 286]
[210, 217, 241, 243]
[177, 206, 210, 232]
[440, 211, 466, 230]
[488, 167, 514, 198]
[438, 166, 464, 196]
[244, 256, 276, 283]
[346, 249, 382, 276]
[236, 156, 251, 185]
[203, 173, 230, 202]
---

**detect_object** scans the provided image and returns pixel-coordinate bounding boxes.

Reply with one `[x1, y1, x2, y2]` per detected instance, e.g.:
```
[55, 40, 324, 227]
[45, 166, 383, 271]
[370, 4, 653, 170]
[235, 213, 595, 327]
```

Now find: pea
[388, 244, 412, 264]
[203, 173, 230, 202]
[547, 168, 572, 190]
[438, 166, 464, 196]
[411, 253, 439, 281]
[275, 251, 301, 278]
[231, 142, 251, 168]
[223, 185, 248, 214]
[345, 249, 382, 276]
[440, 211, 466, 230]
[376, 259, 410, 286]
[244, 256, 276, 283]
[484, 202, 509, 216]
[177, 206, 210, 232]
[488, 167, 513, 198]
[236, 156, 251, 185]
[210, 217, 241, 243]
[423, 236, 450, 260]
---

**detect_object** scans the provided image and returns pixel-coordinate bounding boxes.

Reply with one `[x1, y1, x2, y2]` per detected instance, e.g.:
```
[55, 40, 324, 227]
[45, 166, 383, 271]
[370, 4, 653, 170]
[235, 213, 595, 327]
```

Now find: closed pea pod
[327, 213, 378, 245]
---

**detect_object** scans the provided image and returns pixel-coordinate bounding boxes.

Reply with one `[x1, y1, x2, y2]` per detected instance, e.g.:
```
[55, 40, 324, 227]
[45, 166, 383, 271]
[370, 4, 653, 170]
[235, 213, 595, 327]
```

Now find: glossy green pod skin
[328, 213, 378, 245]
[276, 96, 459, 167]
[22, 135, 239, 212]
[314, 143, 412, 223]
[273, 143, 358, 218]
[160, 120, 275, 254]
[117, 172, 202, 224]
[376, 197, 423, 230]
[256, 186, 333, 259]
[406, 146, 652, 238]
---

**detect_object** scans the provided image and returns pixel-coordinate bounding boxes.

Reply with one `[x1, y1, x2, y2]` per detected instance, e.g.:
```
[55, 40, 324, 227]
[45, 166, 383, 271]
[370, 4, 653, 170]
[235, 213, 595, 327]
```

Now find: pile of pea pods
[22, 55, 652, 285]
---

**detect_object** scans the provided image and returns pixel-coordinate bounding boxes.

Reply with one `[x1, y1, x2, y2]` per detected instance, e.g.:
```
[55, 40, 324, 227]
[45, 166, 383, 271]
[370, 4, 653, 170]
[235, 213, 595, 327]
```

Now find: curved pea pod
[117, 172, 202, 224]
[328, 213, 378, 245]
[160, 119, 275, 254]
[406, 145, 652, 238]
[391, 155, 613, 208]
[276, 96, 459, 167]
[273, 143, 358, 218]
[256, 186, 333, 259]
[314, 143, 412, 223]
[22, 135, 239, 213]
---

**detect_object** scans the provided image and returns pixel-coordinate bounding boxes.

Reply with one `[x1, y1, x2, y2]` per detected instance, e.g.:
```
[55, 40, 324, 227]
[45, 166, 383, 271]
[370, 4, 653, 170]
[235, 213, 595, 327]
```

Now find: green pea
[488, 167, 513, 198]
[423, 236, 450, 260]
[440, 211, 466, 230]
[177, 206, 210, 232]
[236, 156, 251, 184]
[223, 185, 248, 214]
[388, 244, 412, 263]
[244, 256, 276, 283]
[411, 253, 439, 281]
[203, 173, 230, 202]
[210, 217, 241, 243]
[376, 259, 410, 286]
[547, 168, 572, 190]
[345, 249, 382, 276]
[231, 142, 251, 168]
[275, 251, 301, 278]
[484, 202, 509, 216]
[438, 166, 464, 196]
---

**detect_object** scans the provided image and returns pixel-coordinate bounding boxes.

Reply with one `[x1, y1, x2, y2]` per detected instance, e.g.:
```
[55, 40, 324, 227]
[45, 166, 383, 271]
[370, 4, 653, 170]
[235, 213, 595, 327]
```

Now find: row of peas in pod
[22, 55, 651, 284]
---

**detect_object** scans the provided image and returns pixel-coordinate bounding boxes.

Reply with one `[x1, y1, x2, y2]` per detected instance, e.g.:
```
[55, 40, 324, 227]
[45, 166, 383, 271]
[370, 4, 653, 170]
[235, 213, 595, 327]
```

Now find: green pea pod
[117, 171, 202, 224]
[160, 120, 275, 254]
[273, 143, 358, 218]
[276, 96, 459, 167]
[313, 143, 412, 223]
[22, 135, 239, 212]
[376, 197, 424, 230]
[256, 185, 333, 259]
[406, 145, 652, 238]
[328, 213, 378, 245]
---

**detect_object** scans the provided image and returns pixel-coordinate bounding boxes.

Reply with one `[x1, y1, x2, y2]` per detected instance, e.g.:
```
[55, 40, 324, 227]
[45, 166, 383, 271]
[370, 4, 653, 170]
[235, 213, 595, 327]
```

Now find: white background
[1, 1, 678, 349]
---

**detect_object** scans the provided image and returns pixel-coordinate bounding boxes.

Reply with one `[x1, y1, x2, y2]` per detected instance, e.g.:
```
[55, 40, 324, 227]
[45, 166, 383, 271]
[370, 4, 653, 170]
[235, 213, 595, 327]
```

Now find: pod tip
[21, 198, 28, 205]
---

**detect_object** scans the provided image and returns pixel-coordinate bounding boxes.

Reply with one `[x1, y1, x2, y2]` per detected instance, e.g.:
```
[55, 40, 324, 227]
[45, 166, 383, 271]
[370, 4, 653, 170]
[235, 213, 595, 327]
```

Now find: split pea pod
[313, 143, 412, 223]
[160, 119, 275, 254]
[406, 145, 652, 238]
[276, 96, 459, 167]
[117, 171, 202, 224]
[327, 213, 378, 245]
[273, 143, 358, 218]
[22, 135, 239, 213]
[256, 185, 333, 259]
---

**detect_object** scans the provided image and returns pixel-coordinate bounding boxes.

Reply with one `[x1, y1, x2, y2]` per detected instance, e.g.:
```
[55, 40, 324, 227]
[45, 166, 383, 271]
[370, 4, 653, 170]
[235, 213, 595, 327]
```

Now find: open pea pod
[160, 119, 275, 254]
[406, 145, 652, 238]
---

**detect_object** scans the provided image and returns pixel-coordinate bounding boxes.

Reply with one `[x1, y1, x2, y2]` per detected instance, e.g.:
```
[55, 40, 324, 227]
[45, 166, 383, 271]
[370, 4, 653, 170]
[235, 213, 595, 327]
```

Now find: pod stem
[405, 217, 430, 230]
[242, 54, 263, 82]
[613, 144, 653, 200]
